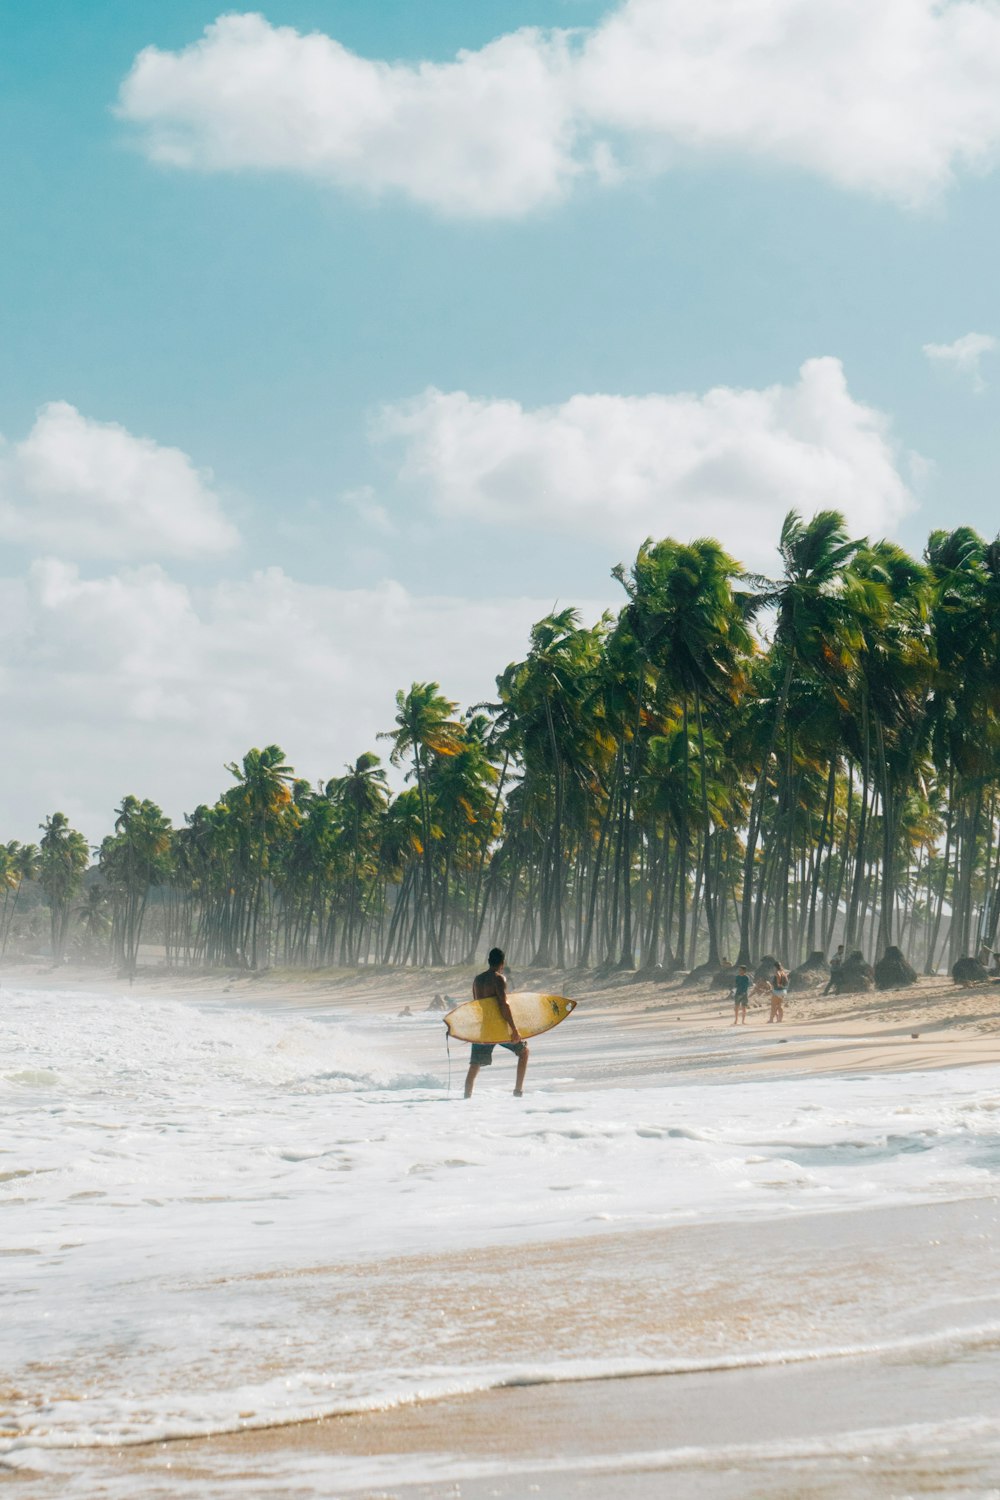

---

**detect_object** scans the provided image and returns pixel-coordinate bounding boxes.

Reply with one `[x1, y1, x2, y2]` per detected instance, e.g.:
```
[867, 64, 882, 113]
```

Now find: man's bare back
[473, 962, 520, 1037]
[473, 966, 506, 1002]
[464, 948, 528, 1099]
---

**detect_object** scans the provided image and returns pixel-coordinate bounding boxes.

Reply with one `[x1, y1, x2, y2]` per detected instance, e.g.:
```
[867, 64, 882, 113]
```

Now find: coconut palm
[38, 813, 90, 962]
[494, 610, 607, 965]
[615, 536, 753, 967]
[926, 529, 1000, 963]
[75, 882, 112, 956]
[0, 842, 38, 956]
[736, 510, 863, 964]
[381, 684, 462, 964]
[223, 745, 297, 967]
[326, 752, 389, 963]
[99, 796, 173, 976]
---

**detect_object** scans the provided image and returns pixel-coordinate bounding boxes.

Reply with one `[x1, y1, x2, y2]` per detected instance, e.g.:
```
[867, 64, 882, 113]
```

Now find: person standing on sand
[732, 966, 751, 1024]
[769, 963, 788, 1022]
[464, 947, 528, 1099]
[822, 945, 844, 996]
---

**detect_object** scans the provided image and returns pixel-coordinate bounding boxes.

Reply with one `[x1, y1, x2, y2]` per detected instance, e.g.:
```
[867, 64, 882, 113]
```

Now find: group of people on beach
[732, 962, 789, 1025]
[730, 944, 850, 1023]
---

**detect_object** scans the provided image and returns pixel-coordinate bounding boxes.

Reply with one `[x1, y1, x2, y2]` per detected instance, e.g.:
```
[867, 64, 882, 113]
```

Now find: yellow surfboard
[444, 992, 577, 1045]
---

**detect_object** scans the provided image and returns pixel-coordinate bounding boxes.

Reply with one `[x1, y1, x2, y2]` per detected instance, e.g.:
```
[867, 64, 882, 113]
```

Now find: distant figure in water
[732, 966, 751, 1024]
[398, 1005, 413, 1018]
[464, 947, 528, 1099]
[768, 964, 788, 1023]
[426, 993, 447, 1012]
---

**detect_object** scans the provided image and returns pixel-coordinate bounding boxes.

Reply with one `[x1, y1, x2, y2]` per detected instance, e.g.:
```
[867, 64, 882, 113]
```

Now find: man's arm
[494, 973, 521, 1043]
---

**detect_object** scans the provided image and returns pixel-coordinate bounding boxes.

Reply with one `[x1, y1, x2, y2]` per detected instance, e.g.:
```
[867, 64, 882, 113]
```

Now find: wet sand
[22, 1196, 995, 1499]
[107, 1353, 1000, 1500]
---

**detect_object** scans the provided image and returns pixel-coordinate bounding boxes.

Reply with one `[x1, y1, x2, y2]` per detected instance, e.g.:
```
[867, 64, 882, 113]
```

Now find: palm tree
[736, 510, 862, 965]
[379, 787, 429, 964]
[0, 842, 38, 957]
[849, 541, 933, 954]
[326, 752, 389, 963]
[224, 745, 297, 967]
[925, 529, 1000, 963]
[615, 537, 753, 968]
[75, 882, 112, 957]
[494, 611, 607, 965]
[425, 718, 500, 960]
[381, 685, 462, 964]
[99, 796, 173, 976]
[38, 813, 90, 962]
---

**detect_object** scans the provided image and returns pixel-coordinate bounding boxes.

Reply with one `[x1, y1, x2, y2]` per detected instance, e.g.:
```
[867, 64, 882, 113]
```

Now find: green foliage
[10, 515, 1000, 975]
[38, 813, 89, 961]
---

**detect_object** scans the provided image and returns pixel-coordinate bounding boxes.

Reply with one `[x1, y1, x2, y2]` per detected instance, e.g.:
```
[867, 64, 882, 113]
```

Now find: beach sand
[4, 960, 1000, 1497]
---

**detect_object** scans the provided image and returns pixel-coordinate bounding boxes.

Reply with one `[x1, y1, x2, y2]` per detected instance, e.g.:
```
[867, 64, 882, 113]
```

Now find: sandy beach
[3, 961, 1000, 1497]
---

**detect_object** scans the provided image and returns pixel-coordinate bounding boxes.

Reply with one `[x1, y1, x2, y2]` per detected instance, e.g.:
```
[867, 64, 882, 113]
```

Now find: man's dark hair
[488, 947, 505, 967]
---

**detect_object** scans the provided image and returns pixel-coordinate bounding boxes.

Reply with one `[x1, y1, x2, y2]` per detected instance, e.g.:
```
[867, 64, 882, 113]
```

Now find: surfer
[464, 947, 528, 1099]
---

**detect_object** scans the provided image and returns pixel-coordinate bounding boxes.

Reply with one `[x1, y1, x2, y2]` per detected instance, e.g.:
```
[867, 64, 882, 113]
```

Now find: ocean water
[2, 981, 1000, 1495]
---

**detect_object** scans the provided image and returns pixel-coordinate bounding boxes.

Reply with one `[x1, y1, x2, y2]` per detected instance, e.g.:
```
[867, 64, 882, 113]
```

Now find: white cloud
[0, 402, 239, 559]
[0, 561, 583, 841]
[578, 0, 1000, 204]
[377, 358, 916, 568]
[117, 3, 1000, 217]
[923, 330, 998, 392]
[117, 13, 578, 218]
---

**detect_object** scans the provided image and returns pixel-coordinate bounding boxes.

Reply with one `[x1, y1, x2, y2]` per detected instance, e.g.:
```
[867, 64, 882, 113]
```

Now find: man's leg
[464, 1063, 480, 1099]
[513, 1044, 529, 1096]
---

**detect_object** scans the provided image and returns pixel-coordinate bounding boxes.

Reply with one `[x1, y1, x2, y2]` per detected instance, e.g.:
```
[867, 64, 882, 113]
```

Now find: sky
[2, 0, 1000, 842]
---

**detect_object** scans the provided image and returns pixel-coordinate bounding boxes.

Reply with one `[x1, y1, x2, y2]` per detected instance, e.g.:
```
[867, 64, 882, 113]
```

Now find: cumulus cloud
[117, 2, 1000, 216]
[0, 561, 579, 840]
[923, 331, 998, 392]
[578, 0, 1000, 204]
[117, 13, 579, 217]
[0, 402, 239, 559]
[377, 358, 916, 568]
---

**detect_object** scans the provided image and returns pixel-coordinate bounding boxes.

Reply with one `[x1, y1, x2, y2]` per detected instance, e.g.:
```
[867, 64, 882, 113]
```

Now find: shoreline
[23, 1197, 1000, 1499]
[5, 958, 1000, 1080]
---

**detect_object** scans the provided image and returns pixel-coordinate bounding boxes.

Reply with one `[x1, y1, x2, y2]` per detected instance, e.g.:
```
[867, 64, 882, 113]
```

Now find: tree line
[3, 510, 1000, 979]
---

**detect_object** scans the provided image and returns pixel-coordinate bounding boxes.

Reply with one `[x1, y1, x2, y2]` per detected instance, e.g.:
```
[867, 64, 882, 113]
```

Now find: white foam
[2, 982, 1000, 1467]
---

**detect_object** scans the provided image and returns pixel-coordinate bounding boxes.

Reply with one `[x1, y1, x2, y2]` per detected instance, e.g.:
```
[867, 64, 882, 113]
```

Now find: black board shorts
[470, 1040, 527, 1066]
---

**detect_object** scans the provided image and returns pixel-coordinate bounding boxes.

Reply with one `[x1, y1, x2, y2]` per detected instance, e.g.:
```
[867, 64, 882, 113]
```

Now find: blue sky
[2, 1, 1000, 838]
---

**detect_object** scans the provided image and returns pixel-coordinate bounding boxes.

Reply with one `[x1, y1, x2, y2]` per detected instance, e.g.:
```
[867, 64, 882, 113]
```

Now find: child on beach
[732, 966, 751, 1024]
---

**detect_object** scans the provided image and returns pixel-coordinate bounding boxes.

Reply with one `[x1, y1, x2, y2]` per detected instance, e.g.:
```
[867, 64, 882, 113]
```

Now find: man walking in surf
[464, 947, 529, 1099]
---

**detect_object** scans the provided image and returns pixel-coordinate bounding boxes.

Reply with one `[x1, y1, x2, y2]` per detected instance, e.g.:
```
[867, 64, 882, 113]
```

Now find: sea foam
[2, 983, 1000, 1473]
